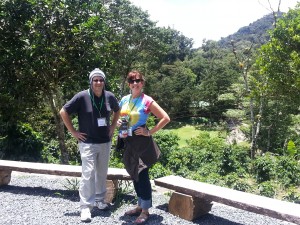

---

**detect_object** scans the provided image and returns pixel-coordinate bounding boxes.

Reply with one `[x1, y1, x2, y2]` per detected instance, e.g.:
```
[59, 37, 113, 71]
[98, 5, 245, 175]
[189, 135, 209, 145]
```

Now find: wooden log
[105, 179, 118, 203]
[168, 192, 212, 221]
[0, 170, 11, 186]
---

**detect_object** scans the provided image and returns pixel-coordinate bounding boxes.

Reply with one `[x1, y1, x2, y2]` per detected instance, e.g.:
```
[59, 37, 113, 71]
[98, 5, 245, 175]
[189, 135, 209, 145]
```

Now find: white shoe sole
[81, 216, 91, 222]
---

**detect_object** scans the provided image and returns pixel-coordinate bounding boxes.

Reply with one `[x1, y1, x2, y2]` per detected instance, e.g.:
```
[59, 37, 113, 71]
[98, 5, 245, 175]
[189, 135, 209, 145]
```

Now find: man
[60, 68, 120, 222]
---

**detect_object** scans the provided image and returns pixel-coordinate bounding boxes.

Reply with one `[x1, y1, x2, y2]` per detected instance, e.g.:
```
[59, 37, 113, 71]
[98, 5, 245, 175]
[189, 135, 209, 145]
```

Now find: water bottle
[119, 118, 128, 138]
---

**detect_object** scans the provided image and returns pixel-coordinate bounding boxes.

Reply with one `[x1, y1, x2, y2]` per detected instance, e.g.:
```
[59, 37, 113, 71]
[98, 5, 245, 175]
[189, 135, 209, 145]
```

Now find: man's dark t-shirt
[63, 89, 120, 144]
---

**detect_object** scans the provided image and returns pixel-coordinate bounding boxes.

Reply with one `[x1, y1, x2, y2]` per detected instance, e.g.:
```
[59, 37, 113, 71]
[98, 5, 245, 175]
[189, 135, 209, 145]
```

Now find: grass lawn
[166, 125, 201, 147]
[165, 120, 225, 148]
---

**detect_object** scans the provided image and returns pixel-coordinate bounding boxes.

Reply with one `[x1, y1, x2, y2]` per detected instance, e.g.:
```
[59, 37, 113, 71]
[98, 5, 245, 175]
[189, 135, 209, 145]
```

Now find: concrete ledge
[154, 175, 300, 224]
[0, 160, 130, 180]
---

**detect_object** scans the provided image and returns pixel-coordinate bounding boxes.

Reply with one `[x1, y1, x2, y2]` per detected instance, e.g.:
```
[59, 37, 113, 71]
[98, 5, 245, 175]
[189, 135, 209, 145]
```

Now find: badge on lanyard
[97, 117, 107, 127]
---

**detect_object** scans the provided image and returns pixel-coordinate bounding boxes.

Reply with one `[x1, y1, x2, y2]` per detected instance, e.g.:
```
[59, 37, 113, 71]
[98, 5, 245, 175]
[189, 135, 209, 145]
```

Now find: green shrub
[282, 187, 300, 203]
[286, 140, 297, 157]
[62, 178, 80, 192]
[149, 163, 172, 179]
[224, 173, 253, 192]
[186, 171, 206, 182]
[109, 133, 125, 169]
[153, 130, 179, 166]
[253, 152, 277, 183]
[276, 156, 300, 187]
[258, 181, 276, 198]
[219, 145, 251, 176]
[42, 139, 60, 163]
[253, 153, 300, 188]
[197, 162, 220, 177]
[42, 137, 80, 165]
[188, 171, 228, 188]
[224, 173, 239, 187]
[232, 179, 253, 192]
[219, 147, 236, 175]
[167, 147, 199, 172]
[0, 122, 43, 161]
[187, 131, 225, 151]
[203, 173, 224, 186]
[175, 167, 194, 178]
[109, 154, 124, 168]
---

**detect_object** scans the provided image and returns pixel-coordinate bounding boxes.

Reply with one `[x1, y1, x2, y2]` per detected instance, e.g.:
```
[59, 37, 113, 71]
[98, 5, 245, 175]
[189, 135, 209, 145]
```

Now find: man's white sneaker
[94, 201, 108, 210]
[80, 208, 91, 222]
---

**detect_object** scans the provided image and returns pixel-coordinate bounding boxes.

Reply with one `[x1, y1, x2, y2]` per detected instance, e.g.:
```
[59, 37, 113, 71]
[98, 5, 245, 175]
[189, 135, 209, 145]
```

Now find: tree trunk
[56, 113, 69, 165]
[231, 41, 258, 159]
[242, 66, 256, 159]
[47, 89, 69, 164]
[251, 98, 263, 158]
[119, 67, 132, 97]
[249, 98, 255, 159]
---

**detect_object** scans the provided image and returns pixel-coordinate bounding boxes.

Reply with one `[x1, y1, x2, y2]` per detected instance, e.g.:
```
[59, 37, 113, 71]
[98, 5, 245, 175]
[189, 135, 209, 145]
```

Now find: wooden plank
[0, 160, 131, 180]
[105, 180, 118, 203]
[154, 175, 300, 224]
[168, 192, 212, 220]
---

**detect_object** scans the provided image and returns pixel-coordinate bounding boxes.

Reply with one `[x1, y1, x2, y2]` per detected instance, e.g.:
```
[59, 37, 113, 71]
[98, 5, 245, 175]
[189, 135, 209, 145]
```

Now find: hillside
[218, 12, 284, 48]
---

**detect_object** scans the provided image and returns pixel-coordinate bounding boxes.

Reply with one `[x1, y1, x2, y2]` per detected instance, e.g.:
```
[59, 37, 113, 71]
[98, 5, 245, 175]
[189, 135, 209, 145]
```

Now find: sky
[129, 0, 299, 48]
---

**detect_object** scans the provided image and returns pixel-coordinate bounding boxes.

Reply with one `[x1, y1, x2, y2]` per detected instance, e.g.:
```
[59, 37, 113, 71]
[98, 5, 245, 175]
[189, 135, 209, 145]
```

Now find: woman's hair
[127, 70, 145, 82]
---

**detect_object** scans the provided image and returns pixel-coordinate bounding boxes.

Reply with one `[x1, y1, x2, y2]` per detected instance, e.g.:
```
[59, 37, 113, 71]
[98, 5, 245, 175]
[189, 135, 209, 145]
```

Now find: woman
[118, 70, 170, 224]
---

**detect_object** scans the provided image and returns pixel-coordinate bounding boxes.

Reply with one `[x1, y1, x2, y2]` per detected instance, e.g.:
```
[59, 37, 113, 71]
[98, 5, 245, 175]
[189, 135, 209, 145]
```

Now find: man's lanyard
[88, 89, 104, 117]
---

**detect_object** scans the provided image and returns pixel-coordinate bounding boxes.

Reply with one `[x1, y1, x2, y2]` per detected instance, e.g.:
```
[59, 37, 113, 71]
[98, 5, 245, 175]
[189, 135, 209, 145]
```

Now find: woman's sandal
[134, 211, 150, 224]
[125, 207, 142, 216]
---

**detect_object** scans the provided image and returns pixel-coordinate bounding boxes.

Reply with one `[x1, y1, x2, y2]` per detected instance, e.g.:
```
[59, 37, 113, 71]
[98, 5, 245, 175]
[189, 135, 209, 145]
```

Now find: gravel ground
[0, 172, 297, 225]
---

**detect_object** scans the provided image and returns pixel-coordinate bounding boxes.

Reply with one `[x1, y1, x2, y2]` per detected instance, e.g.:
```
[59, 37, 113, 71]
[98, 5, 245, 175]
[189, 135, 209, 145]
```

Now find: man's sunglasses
[128, 79, 142, 84]
[93, 79, 105, 83]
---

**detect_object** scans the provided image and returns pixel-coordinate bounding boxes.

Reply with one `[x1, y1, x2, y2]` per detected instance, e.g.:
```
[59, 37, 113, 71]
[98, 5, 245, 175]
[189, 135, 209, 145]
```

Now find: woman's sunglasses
[128, 79, 142, 84]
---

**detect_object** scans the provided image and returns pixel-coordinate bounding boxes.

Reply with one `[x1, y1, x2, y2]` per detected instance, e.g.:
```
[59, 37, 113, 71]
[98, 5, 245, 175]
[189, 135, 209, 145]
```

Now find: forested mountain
[218, 12, 284, 48]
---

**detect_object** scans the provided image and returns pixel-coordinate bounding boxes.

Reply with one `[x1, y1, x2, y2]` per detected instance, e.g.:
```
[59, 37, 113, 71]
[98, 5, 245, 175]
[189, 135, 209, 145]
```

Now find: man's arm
[60, 108, 87, 141]
[109, 109, 120, 139]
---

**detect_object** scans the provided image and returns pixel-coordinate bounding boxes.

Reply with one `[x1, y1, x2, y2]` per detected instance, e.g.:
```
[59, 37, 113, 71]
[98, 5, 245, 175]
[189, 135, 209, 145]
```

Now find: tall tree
[146, 61, 196, 119]
[257, 5, 300, 105]
[231, 40, 260, 158]
[186, 40, 239, 121]
[0, 0, 31, 120]
[102, 0, 193, 97]
[1, 0, 114, 163]
[255, 4, 300, 154]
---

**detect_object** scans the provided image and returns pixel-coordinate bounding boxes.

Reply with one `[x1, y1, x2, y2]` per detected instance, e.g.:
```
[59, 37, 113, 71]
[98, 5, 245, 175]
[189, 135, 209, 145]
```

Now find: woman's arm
[147, 101, 170, 135]
[135, 100, 170, 136]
